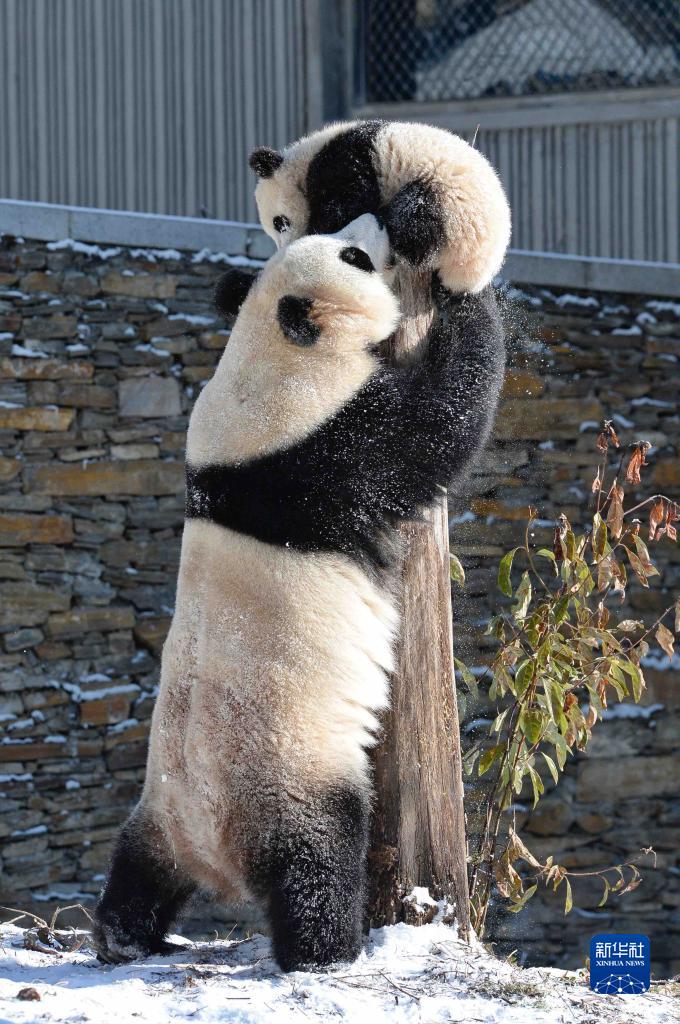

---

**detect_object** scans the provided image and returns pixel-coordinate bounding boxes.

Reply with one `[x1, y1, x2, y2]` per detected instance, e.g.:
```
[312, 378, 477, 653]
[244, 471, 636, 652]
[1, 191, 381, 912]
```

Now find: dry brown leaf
[507, 830, 541, 869]
[494, 851, 523, 899]
[553, 514, 570, 563]
[606, 481, 624, 539]
[591, 471, 602, 494]
[625, 442, 650, 485]
[675, 598, 680, 634]
[596, 600, 609, 628]
[596, 420, 621, 454]
[656, 623, 675, 659]
[663, 503, 677, 542]
[596, 431, 609, 454]
[597, 554, 613, 591]
[585, 705, 597, 729]
[649, 497, 666, 541]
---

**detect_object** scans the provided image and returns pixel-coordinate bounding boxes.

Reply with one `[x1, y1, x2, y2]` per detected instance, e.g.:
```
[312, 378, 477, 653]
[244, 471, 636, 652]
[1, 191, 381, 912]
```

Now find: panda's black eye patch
[339, 246, 374, 273]
[277, 295, 321, 347]
[273, 215, 290, 234]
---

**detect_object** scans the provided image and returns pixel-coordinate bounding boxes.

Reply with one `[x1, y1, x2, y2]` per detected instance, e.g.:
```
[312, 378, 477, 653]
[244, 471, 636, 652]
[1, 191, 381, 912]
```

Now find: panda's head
[249, 145, 306, 248]
[191, 228, 399, 464]
[249, 124, 355, 248]
[242, 227, 399, 355]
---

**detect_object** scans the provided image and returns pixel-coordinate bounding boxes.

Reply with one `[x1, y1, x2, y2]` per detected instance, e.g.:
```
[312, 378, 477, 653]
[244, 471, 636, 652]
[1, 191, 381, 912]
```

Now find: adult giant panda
[219, 120, 510, 318]
[93, 225, 505, 972]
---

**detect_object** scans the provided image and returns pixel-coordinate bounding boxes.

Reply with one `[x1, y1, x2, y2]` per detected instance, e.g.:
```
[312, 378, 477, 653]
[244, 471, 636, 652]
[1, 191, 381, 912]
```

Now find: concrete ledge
[0, 200, 275, 260]
[504, 249, 680, 299]
[1, 200, 679, 296]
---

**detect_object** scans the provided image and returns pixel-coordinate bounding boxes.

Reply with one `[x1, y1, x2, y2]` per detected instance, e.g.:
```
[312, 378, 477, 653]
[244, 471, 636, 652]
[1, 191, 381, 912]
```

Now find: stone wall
[0, 233, 677, 974]
[454, 285, 679, 976]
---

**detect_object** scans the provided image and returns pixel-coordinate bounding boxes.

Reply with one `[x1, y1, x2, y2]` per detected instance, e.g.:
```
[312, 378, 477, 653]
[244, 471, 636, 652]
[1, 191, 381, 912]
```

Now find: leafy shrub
[454, 421, 678, 935]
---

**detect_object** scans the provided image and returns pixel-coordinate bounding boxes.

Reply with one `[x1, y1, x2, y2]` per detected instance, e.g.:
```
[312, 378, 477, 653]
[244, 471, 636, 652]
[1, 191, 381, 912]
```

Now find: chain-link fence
[357, 0, 680, 102]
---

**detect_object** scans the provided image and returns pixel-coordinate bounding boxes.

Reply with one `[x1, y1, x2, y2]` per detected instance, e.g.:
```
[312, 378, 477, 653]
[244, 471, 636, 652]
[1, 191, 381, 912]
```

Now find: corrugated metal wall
[0, 0, 311, 222]
[479, 117, 680, 264]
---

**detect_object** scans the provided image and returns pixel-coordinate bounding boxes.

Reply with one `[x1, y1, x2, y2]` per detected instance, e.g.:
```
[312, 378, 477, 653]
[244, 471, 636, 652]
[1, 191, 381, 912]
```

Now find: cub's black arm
[371, 283, 505, 520]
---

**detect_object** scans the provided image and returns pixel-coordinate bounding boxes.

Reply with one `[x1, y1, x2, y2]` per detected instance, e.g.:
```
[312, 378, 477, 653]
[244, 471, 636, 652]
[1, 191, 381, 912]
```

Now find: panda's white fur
[253, 120, 511, 294]
[144, 524, 398, 894]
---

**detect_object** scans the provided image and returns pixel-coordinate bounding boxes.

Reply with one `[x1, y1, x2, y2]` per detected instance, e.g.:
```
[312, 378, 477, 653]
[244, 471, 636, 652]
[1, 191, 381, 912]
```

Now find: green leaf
[478, 744, 505, 776]
[454, 657, 479, 700]
[506, 883, 537, 913]
[498, 547, 521, 597]
[491, 707, 510, 736]
[598, 878, 610, 908]
[520, 709, 544, 746]
[491, 663, 513, 699]
[537, 548, 556, 562]
[541, 751, 559, 784]
[449, 553, 466, 586]
[527, 763, 545, 807]
[513, 659, 534, 698]
[553, 594, 570, 625]
[554, 734, 568, 770]
[512, 571, 532, 622]
[564, 877, 573, 914]
[620, 659, 645, 702]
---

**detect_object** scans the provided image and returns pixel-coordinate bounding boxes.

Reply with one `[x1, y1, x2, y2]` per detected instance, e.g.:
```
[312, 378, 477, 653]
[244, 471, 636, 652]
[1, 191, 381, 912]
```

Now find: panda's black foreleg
[379, 178, 447, 268]
[254, 785, 369, 972]
[214, 267, 260, 319]
[93, 807, 195, 963]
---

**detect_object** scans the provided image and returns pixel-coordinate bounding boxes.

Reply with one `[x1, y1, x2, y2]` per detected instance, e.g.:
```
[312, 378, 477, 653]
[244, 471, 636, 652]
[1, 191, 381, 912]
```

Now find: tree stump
[367, 267, 470, 938]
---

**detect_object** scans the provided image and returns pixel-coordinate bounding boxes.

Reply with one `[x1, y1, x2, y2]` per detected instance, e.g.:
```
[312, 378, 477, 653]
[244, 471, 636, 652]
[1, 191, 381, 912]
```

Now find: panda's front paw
[92, 920, 146, 965]
[380, 179, 446, 267]
[214, 268, 259, 319]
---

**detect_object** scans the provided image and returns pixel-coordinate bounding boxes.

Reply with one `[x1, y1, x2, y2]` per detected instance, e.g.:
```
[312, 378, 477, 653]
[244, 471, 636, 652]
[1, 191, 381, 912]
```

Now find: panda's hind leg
[93, 807, 195, 963]
[252, 785, 369, 972]
[379, 178, 446, 268]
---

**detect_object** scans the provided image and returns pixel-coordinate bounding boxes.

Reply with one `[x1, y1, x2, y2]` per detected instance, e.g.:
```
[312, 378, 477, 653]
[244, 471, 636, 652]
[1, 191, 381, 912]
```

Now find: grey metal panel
[0, 0, 310, 221]
[354, 89, 680, 263]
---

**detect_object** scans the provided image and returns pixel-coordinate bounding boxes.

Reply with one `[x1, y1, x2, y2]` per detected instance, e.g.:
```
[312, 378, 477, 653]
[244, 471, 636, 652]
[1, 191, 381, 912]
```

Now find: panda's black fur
[93, 230, 505, 974]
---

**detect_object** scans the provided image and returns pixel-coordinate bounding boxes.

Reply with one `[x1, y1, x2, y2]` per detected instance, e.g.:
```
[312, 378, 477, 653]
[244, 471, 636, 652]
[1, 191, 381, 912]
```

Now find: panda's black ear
[277, 295, 321, 347]
[249, 147, 284, 178]
[214, 268, 259, 319]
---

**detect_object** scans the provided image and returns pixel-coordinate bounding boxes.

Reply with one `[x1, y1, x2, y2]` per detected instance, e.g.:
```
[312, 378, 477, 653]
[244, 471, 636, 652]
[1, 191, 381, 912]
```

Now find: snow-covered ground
[1, 922, 678, 1024]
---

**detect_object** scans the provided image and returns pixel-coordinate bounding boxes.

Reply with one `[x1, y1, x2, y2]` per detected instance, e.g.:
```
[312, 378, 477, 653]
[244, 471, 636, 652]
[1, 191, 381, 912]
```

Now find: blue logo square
[590, 933, 650, 994]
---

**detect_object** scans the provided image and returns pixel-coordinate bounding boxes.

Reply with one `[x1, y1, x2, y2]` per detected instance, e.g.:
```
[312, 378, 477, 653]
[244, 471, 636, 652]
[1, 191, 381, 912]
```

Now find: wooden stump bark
[367, 268, 470, 938]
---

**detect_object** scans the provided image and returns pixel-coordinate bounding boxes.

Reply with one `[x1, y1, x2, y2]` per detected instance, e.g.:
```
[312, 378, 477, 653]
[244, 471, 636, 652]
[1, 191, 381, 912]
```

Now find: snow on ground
[1, 923, 678, 1024]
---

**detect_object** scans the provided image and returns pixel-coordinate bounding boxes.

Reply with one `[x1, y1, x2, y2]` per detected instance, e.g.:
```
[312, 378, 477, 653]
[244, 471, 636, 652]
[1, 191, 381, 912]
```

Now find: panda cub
[94, 227, 505, 972]
[240, 119, 510, 301]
